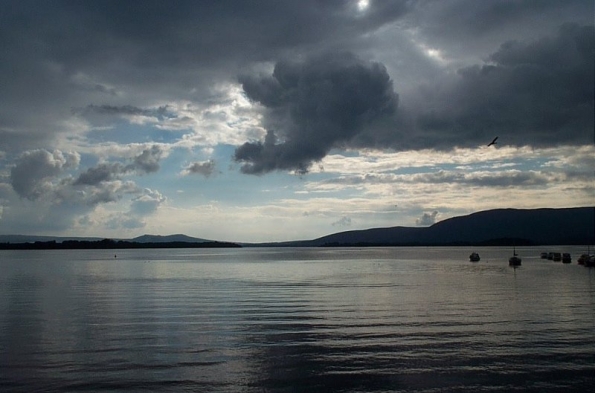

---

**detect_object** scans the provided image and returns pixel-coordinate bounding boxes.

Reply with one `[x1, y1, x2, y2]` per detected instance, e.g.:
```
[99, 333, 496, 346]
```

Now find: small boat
[578, 254, 589, 265]
[552, 252, 562, 262]
[540, 252, 548, 259]
[547, 252, 554, 260]
[586, 255, 595, 268]
[578, 246, 592, 265]
[509, 247, 521, 267]
[562, 253, 571, 264]
[469, 252, 480, 262]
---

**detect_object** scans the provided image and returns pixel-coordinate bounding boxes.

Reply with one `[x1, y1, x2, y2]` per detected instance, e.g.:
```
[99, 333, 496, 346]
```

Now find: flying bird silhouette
[487, 136, 498, 147]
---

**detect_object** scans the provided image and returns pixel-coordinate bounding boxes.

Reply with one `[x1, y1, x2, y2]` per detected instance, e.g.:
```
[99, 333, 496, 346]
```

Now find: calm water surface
[1, 247, 594, 392]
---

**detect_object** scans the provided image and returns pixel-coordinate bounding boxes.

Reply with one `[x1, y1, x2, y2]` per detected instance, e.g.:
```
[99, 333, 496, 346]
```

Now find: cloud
[105, 215, 146, 230]
[2, 142, 167, 235]
[75, 105, 173, 126]
[78, 180, 139, 206]
[0, 0, 409, 151]
[416, 211, 438, 226]
[406, 0, 594, 58]
[182, 160, 217, 178]
[234, 52, 399, 174]
[233, 23, 594, 175]
[10, 149, 80, 200]
[73, 145, 163, 186]
[130, 188, 166, 216]
[332, 216, 352, 227]
[80, 104, 169, 117]
[73, 163, 125, 186]
[106, 188, 166, 230]
[0, 175, 140, 234]
[408, 170, 552, 188]
[0, 1, 592, 241]
[132, 145, 163, 173]
[408, 23, 594, 149]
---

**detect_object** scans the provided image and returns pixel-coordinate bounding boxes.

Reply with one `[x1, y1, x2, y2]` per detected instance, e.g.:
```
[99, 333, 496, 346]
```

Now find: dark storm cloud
[0, 0, 408, 148]
[233, 22, 593, 172]
[234, 52, 399, 174]
[0, 0, 592, 176]
[409, 0, 593, 52]
[395, 23, 595, 149]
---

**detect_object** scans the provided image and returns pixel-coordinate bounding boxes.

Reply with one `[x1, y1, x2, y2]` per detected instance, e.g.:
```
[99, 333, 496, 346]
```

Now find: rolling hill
[302, 207, 594, 246]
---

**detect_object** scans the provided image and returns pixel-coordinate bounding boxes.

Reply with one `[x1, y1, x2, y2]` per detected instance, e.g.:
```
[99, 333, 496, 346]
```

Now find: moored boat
[469, 252, 480, 262]
[509, 247, 521, 267]
[578, 246, 593, 266]
[540, 252, 548, 259]
[562, 253, 571, 263]
[578, 254, 589, 265]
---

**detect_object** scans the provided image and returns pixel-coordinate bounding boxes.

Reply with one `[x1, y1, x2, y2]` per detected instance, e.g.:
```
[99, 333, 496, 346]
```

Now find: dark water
[1, 247, 594, 392]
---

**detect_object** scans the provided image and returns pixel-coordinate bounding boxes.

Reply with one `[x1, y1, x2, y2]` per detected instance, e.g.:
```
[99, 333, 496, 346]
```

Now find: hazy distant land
[1, 207, 592, 249]
[0, 238, 241, 250]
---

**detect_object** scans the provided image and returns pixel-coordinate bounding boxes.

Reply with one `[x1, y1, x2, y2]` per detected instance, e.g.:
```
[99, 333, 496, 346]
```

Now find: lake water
[1, 246, 594, 392]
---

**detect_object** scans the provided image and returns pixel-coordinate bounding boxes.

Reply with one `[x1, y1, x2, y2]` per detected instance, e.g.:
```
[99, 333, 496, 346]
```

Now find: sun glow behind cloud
[357, 0, 369, 12]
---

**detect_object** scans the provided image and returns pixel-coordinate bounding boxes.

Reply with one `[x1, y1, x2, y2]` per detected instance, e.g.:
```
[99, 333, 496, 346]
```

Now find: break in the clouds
[235, 52, 398, 174]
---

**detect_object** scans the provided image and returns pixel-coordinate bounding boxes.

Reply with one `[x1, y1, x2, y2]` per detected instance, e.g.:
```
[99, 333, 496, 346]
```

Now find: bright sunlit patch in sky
[425, 48, 446, 63]
[357, 0, 369, 12]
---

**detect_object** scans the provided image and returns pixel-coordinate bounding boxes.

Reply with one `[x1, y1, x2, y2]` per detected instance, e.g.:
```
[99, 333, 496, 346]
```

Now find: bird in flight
[487, 136, 498, 147]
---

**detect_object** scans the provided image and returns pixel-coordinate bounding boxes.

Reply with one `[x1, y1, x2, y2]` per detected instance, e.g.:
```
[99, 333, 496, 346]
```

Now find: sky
[0, 0, 593, 243]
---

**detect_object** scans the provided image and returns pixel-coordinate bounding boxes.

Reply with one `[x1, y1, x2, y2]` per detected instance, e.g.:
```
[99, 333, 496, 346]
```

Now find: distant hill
[0, 234, 104, 244]
[131, 234, 210, 243]
[295, 207, 594, 247]
[419, 207, 593, 245]
[0, 233, 209, 244]
[1, 207, 592, 247]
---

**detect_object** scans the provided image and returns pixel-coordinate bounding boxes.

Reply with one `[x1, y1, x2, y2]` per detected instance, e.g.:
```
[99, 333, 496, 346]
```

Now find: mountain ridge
[301, 207, 594, 247]
[1, 207, 593, 246]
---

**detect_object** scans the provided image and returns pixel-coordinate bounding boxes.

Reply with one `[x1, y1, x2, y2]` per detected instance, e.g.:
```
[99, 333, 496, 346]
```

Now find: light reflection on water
[0, 247, 594, 392]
